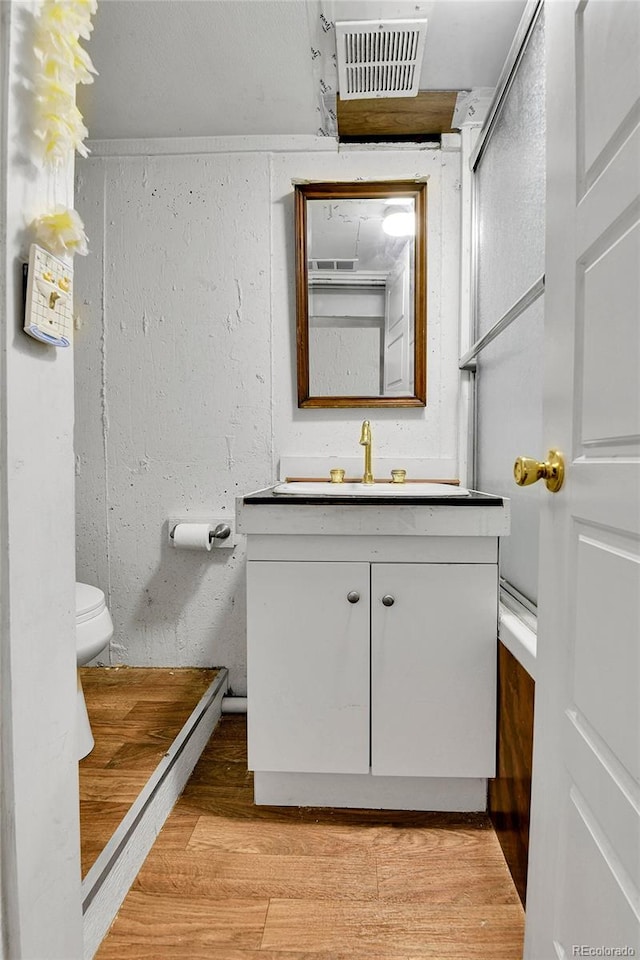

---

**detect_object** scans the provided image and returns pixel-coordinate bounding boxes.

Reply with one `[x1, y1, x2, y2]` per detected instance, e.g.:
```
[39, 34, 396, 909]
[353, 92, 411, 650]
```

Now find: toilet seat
[75, 581, 114, 760]
[76, 582, 107, 623]
[76, 582, 113, 667]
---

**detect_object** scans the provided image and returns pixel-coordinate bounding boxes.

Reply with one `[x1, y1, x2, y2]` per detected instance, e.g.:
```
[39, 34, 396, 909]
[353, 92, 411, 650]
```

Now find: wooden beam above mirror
[337, 90, 459, 139]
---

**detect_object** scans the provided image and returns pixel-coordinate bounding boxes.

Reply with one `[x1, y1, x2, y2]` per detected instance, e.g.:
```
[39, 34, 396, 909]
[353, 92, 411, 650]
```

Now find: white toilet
[76, 582, 113, 760]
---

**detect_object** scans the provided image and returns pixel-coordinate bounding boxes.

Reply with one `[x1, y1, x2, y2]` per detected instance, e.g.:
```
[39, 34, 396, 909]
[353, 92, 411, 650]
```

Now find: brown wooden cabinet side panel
[488, 642, 535, 906]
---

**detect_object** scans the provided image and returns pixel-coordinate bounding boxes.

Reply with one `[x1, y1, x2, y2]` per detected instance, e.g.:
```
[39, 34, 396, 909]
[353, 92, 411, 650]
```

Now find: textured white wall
[75, 150, 272, 691]
[0, 3, 83, 956]
[273, 147, 462, 462]
[74, 138, 462, 693]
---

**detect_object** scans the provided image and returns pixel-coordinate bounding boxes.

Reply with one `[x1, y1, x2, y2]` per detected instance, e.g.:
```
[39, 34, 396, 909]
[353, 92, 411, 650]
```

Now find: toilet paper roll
[171, 522, 213, 551]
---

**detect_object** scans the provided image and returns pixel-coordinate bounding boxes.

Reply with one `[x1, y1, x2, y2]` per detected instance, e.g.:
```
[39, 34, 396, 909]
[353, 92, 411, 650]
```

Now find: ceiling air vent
[308, 259, 358, 272]
[336, 19, 428, 101]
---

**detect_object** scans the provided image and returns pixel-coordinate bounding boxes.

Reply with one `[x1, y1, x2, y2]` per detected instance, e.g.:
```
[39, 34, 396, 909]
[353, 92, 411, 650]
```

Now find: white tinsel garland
[33, 0, 98, 167]
[32, 207, 89, 257]
[31, 1, 97, 257]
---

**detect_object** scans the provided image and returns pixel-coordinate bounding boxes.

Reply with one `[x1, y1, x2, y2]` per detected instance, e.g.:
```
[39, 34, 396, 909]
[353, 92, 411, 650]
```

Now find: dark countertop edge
[242, 489, 504, 507]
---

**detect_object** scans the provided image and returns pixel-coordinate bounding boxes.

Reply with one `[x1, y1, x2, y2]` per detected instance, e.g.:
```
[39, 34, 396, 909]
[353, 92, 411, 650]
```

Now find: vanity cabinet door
[247, 560, 370, 775]
[371, 563, 497, 778]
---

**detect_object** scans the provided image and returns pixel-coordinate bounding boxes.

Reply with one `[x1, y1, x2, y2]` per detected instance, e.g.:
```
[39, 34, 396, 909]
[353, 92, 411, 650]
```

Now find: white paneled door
[525, 2, 640, 957]
[383, 244, 412, 395]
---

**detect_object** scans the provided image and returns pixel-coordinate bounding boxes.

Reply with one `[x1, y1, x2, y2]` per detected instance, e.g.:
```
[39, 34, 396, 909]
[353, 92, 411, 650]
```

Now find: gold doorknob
[513, 450, 565, 493]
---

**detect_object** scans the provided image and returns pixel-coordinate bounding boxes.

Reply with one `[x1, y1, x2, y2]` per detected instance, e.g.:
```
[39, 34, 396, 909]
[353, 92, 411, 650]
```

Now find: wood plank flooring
[79, 666, 217, 876]
[96, 715, 525, 959]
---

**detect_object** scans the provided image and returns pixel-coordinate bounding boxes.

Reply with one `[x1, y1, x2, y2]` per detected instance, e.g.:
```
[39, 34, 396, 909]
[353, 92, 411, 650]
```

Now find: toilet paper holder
[168, 519, 233, 548]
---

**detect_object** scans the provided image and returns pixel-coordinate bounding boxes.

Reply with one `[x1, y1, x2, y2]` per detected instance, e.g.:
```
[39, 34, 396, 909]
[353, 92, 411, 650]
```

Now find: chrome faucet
[359, 420, 374, 484]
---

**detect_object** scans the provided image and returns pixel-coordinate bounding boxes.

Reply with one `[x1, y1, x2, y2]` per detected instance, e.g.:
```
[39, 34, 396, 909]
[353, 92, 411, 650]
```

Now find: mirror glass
[295, 182, 426, 408]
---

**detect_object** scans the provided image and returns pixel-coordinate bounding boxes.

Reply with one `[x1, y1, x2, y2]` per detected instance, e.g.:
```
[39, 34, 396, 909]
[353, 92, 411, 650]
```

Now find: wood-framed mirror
[295, 180, 427, 408]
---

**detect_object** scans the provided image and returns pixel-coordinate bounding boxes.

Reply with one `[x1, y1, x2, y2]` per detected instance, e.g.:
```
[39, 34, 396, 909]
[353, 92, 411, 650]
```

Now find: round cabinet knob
[381, 595, 395, 607]
[347, 591, 360, 604]
[513, 449, 565, 493]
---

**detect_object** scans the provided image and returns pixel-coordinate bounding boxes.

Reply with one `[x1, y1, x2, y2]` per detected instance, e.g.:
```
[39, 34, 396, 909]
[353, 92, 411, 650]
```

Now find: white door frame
[1, 3, 83, 957]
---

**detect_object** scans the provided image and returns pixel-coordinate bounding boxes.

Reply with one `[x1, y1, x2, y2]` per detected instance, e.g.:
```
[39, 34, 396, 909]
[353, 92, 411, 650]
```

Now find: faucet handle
[391, 469, 407, 484]
[330, 469, 346, 484]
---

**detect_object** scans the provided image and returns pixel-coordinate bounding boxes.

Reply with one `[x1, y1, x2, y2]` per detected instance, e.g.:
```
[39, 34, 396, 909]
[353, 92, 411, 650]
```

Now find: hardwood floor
[95, 715, 525, 959]
[79, 666, 218, 876]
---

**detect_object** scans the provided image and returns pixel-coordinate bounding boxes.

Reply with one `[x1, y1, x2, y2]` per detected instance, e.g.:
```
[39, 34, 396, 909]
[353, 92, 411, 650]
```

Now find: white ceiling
[309, 198, 407, 272]
[78, 0, 527, 140]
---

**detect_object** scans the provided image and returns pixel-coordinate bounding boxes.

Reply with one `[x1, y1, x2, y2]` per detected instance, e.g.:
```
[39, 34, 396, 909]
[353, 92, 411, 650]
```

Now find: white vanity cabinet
[238, 490, 510, 811]
[247, 557, 497, 782]
[247, 560, 371, 776]
[371, 561, 497, 778]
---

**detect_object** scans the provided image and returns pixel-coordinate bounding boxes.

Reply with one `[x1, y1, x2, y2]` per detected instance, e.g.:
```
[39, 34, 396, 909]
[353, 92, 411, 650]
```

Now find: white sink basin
[272, 481, 471, 497]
